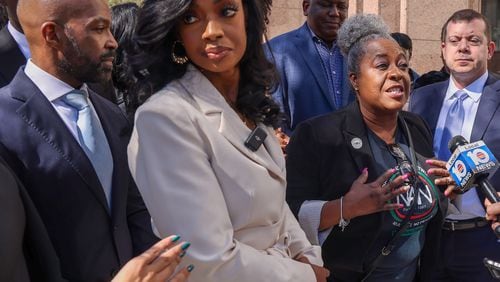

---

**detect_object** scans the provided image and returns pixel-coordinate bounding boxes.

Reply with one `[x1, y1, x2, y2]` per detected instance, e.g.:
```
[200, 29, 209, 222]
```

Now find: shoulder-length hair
[131, 0, 281, 127]
[110, 2, 139, 112]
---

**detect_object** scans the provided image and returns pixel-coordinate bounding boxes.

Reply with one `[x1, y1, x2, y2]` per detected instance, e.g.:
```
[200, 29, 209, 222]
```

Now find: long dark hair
[110, 2, 139, 112]
[131, 0, 281, 127]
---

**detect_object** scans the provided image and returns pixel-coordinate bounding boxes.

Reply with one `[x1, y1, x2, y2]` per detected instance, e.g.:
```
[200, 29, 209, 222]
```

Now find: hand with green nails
[112, 235, 194, 282]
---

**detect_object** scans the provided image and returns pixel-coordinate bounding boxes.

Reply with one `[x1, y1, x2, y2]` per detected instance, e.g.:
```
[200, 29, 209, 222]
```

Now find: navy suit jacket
[0, 69, 158, 281]
[266, 23, 354, 134]
[0, 154, 65, 282]
[409, 74, 500, 197]
[0, 26, 25, 88]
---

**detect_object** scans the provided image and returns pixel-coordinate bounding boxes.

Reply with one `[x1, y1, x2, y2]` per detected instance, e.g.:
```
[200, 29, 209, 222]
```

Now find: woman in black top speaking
[286, 14, 452, 282]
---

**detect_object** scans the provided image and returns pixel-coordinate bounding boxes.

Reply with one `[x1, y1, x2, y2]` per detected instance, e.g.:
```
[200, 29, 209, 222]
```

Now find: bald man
[0, 0, 158, 280]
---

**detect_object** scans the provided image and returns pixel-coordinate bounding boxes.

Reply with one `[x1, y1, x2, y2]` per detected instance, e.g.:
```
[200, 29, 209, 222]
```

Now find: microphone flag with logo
[446, 135, 499, 194]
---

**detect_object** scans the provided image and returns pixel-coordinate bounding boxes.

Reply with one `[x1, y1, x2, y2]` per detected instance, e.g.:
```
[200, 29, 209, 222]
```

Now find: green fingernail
[179, 250, 186, 258]
[171, 235, 181, 243]
[187, 264, 195, 272]
[181, 242, 191, 250]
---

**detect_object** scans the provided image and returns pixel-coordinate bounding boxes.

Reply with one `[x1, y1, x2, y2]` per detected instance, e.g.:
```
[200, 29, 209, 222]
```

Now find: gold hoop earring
[171, 40, 189, 65]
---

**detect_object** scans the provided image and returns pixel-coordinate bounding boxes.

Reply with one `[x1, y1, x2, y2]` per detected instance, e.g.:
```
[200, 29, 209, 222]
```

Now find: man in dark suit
[0, 0, 158, 280]
[0, 0, 28, 88]
[409, 9, 500, 282]
[266, 0, 354, 134]
[0, 154, 65, 282]
[0, 150, 192, 282]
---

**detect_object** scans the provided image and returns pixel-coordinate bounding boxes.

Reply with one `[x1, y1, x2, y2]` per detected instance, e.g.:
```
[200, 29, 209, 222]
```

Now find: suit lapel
[11, 71, 109, 211]
[471, 75, 500, 141]
[262, 126, 286, 173]
[0, 27, 27, 84]
[178, 66, 285, 181]
[342, 103, 378, 179]
[292, 24, 335, 109]
[424, 82, 447, 134]
[218, 115, 285, 180]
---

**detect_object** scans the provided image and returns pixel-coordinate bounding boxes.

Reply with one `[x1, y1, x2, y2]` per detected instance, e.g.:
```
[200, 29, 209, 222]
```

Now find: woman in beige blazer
[126, 0, 327, 281]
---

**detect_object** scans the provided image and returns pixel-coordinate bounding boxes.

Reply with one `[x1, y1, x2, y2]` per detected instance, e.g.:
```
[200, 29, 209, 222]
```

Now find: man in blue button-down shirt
[266, 0, 354, 136]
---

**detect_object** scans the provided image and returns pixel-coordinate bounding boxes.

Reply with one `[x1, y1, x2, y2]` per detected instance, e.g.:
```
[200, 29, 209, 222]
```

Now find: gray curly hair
[337, 14, 394, 75]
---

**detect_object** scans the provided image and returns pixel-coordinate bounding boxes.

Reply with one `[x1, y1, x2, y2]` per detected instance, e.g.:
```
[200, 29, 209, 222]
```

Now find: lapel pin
[351, 137, 363, 149]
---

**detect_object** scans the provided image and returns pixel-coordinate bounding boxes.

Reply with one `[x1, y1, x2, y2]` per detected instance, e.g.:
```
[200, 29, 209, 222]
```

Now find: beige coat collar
[178, 64, 285, 181]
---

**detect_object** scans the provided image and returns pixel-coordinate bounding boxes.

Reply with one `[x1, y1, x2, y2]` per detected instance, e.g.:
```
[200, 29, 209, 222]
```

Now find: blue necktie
[438, 90, 469, 161]
[63, 90, 114, 210]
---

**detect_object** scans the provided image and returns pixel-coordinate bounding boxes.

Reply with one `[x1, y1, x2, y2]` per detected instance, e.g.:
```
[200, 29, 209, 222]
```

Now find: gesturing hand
[343, 168, 409, 219]
[485, 195, 500, 232]
[425, 159, 456, 198]
[112, 235, 193, 282]
[295, 256, 329, 282]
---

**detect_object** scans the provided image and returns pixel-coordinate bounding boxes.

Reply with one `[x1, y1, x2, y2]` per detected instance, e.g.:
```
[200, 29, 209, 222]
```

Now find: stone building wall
[267, 0, 481, 75]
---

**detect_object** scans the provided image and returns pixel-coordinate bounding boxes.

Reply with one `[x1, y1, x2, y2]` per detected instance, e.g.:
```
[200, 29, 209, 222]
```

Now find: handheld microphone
[446, 135, 499, 198]
[446, 135, 500, 237]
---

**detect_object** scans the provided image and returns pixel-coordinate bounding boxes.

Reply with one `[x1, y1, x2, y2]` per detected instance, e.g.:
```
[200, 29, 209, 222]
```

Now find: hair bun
[337, 14, 390, 56]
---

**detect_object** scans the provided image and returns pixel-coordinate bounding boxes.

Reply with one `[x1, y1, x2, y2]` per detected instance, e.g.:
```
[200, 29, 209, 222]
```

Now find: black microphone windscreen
[448, 135, 468, 153]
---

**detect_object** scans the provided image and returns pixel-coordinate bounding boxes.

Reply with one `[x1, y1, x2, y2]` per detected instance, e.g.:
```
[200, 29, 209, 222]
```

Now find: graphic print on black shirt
[385, 164, 439, 236]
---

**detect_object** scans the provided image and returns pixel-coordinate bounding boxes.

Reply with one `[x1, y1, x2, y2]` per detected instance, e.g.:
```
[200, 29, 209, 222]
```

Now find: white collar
[446, 71, 488, 103]
[7, 21, 31, 59]
[24, 59, 86, 101]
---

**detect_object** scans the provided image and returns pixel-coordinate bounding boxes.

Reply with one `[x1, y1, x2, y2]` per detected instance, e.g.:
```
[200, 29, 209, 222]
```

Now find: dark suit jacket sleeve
[407, 111, 435, 152]
[104, 100, 159, 255]
[265, 42, 291, 132]
[126, 178, 159, 255]
[121, 113, 159, 254]
[273, 73, 290, 131]
[121, 116, 159, 255]
[0, 155, 66, 282]
[285, 121, 322, 217]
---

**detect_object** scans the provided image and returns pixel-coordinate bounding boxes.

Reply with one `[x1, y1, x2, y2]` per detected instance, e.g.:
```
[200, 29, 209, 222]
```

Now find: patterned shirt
[308, 25, 345, 109]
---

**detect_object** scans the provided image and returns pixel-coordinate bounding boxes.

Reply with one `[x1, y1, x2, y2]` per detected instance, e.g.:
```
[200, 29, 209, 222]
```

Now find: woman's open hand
[295, 256, 329, 282]
[343, 168, 409, 219]
[112, 235, 193, 282]
[485, 196, 500, 232]
[425, 159, 456, 198]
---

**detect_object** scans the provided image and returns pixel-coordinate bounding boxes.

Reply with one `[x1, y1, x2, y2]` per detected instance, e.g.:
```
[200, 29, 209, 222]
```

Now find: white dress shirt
[24, 59, 103, 149]
[7, 21, 30, 59]
[434, 71, 488, 220]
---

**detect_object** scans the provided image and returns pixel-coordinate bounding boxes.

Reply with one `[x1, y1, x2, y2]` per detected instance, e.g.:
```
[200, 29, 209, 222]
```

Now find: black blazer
[0, 69, 158, 281]
[0, 155, 65, 282]
[286, 102, 447, 281]
[0, 26, 25, 88]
